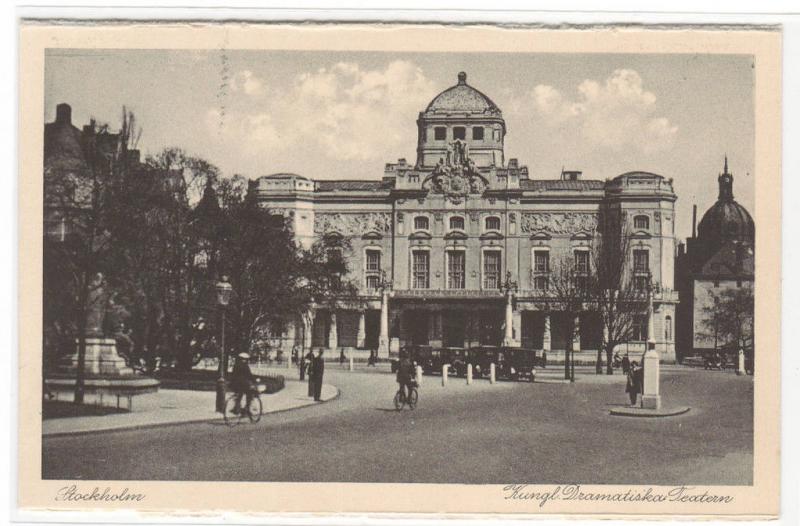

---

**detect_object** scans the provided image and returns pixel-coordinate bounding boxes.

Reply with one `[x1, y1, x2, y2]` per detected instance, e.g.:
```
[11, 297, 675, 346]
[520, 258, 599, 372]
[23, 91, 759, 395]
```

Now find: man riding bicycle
[396, 350, 415, 402]
[230, 352, 256, 414]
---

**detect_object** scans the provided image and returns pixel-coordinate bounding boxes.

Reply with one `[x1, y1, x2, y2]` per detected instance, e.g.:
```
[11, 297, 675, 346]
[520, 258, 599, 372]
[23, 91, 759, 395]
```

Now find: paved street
[42, 367, 753, 485]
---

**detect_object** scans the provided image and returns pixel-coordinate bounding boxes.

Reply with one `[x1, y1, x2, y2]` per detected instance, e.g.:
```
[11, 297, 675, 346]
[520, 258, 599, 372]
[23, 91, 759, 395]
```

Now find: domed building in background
[675, 157, 755, 362]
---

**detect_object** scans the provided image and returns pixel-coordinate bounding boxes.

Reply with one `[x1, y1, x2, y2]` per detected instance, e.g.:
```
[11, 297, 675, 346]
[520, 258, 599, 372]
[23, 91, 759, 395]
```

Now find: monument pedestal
[641, 344, 661, 410]
[62, 337, 135, 376]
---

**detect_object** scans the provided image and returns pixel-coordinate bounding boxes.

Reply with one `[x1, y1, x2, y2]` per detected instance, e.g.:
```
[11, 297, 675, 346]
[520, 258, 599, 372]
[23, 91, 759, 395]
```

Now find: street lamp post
[215, 275, 233, 413]
[377, 270, 392, 359]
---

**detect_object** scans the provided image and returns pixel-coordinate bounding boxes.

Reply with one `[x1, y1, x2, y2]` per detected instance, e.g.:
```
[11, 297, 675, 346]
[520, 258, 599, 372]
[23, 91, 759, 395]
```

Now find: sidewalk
[42, 380, 338, 437]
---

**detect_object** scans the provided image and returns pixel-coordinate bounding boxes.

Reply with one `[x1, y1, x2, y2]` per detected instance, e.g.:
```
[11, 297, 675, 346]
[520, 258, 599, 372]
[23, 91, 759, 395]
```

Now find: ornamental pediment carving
[314, 212, 392, 236]
[421, 139, 489, 202]
[520, 213, 598, 235]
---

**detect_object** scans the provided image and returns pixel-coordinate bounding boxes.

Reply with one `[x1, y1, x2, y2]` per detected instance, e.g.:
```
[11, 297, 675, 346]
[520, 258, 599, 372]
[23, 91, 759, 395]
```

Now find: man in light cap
[231, 352, 256, 414]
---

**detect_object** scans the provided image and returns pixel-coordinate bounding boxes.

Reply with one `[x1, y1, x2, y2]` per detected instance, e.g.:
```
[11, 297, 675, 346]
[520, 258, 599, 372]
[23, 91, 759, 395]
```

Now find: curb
[42, 385, 340, 438]
[609, 405, 691, 418]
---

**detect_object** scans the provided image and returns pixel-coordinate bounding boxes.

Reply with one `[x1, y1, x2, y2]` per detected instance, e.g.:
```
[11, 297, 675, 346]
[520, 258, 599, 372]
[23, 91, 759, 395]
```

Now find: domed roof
[697, 158, 754, 244]
[44, 103, 87, 171]
[425, 72, 501, 115]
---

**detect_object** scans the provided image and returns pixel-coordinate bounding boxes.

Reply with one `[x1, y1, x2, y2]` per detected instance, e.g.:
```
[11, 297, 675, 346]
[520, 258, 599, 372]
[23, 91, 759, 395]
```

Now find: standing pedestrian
[313, 349, 325, 401]
[306, 350, 315, 397]
[621, 353, 631, 375]
[625, 361, 641, 406]
[368, 349, 376, 367]
[339, 349, 346, 367]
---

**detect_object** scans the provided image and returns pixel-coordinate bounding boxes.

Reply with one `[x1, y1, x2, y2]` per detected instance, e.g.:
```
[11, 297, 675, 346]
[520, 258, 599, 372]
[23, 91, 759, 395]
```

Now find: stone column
[737, 349, 746, 376]
[328, 311, 338, 351]
[378, 291, 390, 358]
[303, 312, 313, 351]
[572, 315, 581, 353]
[543, 314, 551, 353]
[356, 311, 366, 349]
[502, 290, 515, 347]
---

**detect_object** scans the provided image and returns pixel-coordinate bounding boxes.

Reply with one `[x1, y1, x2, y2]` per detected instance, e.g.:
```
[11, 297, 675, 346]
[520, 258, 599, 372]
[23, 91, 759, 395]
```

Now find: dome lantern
[697, 157, 754, 246]
[416, 72, 507, 169]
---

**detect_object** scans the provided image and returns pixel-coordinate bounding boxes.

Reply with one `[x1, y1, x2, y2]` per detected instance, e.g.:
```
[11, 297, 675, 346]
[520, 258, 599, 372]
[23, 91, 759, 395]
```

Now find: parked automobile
[501, 347, 540, 381]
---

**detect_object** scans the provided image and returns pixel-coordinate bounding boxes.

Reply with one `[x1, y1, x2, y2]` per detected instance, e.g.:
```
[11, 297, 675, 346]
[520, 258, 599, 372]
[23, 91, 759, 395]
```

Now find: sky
[44, 49, 754, 241]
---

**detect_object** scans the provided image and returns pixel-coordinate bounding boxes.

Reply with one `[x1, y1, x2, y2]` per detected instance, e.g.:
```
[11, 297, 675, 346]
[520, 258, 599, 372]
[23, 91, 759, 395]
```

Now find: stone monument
[640, 292, 662, 410]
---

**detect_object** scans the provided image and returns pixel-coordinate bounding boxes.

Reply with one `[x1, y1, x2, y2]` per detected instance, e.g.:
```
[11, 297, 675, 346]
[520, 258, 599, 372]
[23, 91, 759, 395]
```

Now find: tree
[590, 214, 650, 375]
[547, 255, 592, 381]
[700, 286, 754, 357]
[43, 108, 140, 403]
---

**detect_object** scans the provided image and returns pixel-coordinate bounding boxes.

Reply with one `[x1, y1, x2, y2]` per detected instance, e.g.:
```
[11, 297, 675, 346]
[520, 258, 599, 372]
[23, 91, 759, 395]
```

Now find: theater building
[254, 72, 679, 363]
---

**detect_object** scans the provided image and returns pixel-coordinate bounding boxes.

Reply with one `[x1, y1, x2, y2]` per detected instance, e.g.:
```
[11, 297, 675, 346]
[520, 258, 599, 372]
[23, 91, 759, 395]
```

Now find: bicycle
[223, 382, 264, 426]
[393, 380, 418, 411]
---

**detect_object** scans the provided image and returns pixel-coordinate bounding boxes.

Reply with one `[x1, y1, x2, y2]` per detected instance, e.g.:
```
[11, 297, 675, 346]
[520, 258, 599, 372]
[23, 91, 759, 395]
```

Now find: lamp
[215, 275, 233, 412]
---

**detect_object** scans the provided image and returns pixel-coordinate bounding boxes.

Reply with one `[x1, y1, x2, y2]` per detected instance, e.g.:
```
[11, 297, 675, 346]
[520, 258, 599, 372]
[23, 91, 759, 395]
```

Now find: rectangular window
[448, 251, 466, 289]
[366, 274, 380, 291]
[633, 249, 649, 273]
[412, 251, 430, 289]
[472, 126, 484, 140]
[366, 250, 381, 272]
[534, 276, 549, 291]
[534, 250, 550, 273]
[453, 126, 466, 140]
[574, 250, 590, 273]
[434, 127, 446, 140]
[483, 251, 501, 290]
[631, 315, 648, 341]
[634, 275, 649, 291]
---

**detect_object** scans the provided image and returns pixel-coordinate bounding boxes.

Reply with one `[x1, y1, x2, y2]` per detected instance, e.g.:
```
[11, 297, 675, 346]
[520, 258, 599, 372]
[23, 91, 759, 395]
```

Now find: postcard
[17, 21, 781, 518]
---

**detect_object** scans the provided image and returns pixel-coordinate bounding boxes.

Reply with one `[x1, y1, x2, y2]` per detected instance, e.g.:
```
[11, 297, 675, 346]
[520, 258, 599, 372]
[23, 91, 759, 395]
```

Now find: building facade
[253, 72, 680, 363]
[676, 158, 755, 362]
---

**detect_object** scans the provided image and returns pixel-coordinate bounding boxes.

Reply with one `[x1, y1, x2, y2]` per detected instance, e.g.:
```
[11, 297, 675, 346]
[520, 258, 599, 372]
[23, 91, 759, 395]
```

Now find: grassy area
[155, 368, 285, 393]
[43, 400, 128, 420]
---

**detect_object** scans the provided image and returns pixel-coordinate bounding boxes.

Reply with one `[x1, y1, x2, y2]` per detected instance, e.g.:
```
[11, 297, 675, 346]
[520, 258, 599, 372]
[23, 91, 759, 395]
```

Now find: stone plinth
[62, 338, 135, 376]
[641, 347, 661, 410]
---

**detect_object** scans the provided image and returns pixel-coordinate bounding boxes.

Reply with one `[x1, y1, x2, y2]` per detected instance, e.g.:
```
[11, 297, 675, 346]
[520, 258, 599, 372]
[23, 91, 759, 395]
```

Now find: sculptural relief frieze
[520, 212, 598, 235]
[314, 212, 392, 236]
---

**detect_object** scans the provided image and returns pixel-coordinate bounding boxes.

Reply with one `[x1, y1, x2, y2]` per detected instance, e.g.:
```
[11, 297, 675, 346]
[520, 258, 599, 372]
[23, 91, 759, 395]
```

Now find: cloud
[528, 69, 677, 154]
[230, 70, 264, 96]
[206, 60, 436, 172]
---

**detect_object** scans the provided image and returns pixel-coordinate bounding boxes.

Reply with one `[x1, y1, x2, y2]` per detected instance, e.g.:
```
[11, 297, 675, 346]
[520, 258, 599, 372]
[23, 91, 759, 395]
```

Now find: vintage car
[391, 345, 436, 373]
[499, 347, 540, 381]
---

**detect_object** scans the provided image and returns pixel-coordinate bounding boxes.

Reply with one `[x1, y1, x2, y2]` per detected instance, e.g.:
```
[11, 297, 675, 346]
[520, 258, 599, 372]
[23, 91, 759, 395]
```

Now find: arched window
[665, 315, 673, 341]
[449, 216, 465, 231]
[634, 215, 650, 230]
[414, 216, 429, 231]
[485, 216, 501, 231]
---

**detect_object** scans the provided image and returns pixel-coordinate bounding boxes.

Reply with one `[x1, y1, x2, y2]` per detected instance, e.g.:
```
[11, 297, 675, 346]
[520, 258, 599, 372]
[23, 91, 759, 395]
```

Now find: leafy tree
[701, 286, 754, 356]
[43, 108, 140, 402]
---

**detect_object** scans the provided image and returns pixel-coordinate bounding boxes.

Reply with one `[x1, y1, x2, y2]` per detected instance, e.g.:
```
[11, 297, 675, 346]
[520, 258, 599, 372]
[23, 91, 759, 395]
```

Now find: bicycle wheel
[248, 396, 263, 423]
[393, 391, 404, 411]
[223, 394, 243, 427]
[408, 388, 418, 409]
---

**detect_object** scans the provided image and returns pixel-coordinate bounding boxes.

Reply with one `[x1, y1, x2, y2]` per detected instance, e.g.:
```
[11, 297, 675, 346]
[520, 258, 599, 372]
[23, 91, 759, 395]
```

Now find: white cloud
[231, 70, 265, 96]
[528, 69, 678, 154]
[206, 60, 436, 171]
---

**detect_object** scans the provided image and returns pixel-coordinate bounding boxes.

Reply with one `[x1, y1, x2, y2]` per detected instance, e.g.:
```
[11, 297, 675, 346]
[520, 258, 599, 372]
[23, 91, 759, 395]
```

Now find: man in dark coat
[396, 350, 414, 402]
[625, 361, 642, 406]
[312, 349, 325, 401]
[231, 352, 255, 413]
[621, 353, 631, 375]
[305, 350, 315, 396]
